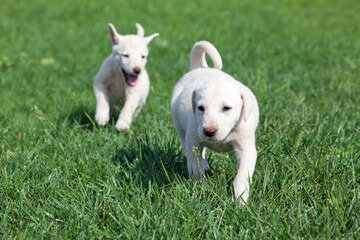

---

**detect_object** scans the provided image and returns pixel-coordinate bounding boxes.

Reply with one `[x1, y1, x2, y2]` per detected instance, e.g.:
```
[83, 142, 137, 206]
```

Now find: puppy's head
[192, 78, 252, 141]
[108, 23, 159, 86]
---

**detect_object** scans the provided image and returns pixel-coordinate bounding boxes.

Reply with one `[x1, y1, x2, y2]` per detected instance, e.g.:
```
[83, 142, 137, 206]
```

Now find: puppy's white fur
[94, 23, 159, 131]
[171, 41, 259, 204]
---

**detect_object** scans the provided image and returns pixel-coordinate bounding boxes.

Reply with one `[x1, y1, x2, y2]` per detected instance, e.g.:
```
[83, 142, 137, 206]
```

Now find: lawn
[0, 0, 359, 238]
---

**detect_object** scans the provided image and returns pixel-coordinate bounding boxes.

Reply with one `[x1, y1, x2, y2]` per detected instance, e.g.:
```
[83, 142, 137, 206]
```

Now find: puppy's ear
[144, 33, 159, 45]
[136, 23, 144, 37]
[241, 90, 254, 122]
[108, 23, 121, 45]
[192, 90, 197, 115]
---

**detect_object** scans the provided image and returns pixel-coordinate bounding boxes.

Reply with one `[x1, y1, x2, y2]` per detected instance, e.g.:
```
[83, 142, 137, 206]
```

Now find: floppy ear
[135, 23, 144, 37]
[192, 90, 197, 115]
[144, 33, 159, 45]
[108, 23, 121, 45]
[241, 90, 254, 122]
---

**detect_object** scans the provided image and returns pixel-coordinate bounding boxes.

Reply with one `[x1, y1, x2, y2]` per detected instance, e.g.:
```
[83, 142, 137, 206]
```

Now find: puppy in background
[171, 41, 259, 204]
[94, 23, 159, 131]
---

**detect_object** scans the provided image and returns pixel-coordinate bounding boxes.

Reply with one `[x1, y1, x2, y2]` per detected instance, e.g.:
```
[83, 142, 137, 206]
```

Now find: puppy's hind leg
[201, 148, 210, 173]
[173, 119, 186, 153]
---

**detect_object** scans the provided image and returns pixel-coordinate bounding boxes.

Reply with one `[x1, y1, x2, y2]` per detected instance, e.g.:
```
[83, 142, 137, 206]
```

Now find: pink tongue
[125, 73, 139, 86]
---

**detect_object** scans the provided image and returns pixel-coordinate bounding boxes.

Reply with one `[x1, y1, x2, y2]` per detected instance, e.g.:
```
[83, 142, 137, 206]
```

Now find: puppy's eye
[222, 106, 232, 112]
[198, 106, 205, 112]
[141, 55, 145, 59]
[122, 54, 129, 58]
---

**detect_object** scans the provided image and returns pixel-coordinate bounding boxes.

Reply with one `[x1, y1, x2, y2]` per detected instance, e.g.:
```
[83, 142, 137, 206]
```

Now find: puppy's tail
[190, 41, 223, 71]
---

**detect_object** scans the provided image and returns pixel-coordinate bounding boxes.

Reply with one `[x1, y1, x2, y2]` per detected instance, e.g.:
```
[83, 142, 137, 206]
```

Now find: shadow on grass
[112, 133, 188, 187]
[66, 107, 188, 187]
[66, 107, 117, 131]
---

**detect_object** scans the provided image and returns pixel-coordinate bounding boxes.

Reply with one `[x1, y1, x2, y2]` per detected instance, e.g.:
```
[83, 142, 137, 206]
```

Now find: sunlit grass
[0, 0, 359, 238]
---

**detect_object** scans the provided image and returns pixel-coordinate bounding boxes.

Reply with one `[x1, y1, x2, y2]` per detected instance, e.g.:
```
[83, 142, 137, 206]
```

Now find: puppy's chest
[106, 74, 126, 101]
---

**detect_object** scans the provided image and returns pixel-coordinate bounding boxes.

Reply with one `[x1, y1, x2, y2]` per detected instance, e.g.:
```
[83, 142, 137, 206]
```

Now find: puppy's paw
[231, 196, 246, 207]
[115, 120, 130, 131]
[234, 183, 249, 205]
[95, 112, 109, 126]
[201, 158, 210, 173]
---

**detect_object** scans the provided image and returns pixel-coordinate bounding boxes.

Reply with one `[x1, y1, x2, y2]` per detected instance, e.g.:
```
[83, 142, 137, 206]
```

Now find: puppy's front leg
[115, 95, 140, 131]
[94, 83, 110, 126]
[185, 133, 204, 181]
[94, 58, 113, 126]
[233, 144, 257, 204]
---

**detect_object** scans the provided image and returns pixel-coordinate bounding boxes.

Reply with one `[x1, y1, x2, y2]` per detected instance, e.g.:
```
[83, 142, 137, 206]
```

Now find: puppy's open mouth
[122, 69, 139, 87]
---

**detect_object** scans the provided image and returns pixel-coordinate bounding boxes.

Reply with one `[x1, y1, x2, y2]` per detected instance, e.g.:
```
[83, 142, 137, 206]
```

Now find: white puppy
[94, 23, 159, 131]
[171, 41, 259, 204]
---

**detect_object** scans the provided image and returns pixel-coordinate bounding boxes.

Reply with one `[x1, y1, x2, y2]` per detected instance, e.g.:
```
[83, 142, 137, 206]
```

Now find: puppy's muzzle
[203, 127, 217, 137]
[133, 66, 141, 74]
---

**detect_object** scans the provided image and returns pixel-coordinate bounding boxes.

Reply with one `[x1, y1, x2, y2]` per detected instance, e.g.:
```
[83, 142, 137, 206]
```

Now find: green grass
[1, 0, 359, 238]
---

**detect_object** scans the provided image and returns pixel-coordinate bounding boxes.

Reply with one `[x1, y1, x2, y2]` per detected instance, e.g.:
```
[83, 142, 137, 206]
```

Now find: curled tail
[190, 41, 223, 71]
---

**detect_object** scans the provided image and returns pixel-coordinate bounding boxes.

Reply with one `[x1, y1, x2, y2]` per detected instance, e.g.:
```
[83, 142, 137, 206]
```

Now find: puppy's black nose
[204, 127, 217, 137]
[133, 67, 141, 74]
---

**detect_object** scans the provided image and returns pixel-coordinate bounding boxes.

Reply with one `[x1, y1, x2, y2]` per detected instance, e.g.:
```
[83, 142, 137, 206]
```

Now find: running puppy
[171, 41, 259, 204]
[94, 23, 159, 131]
